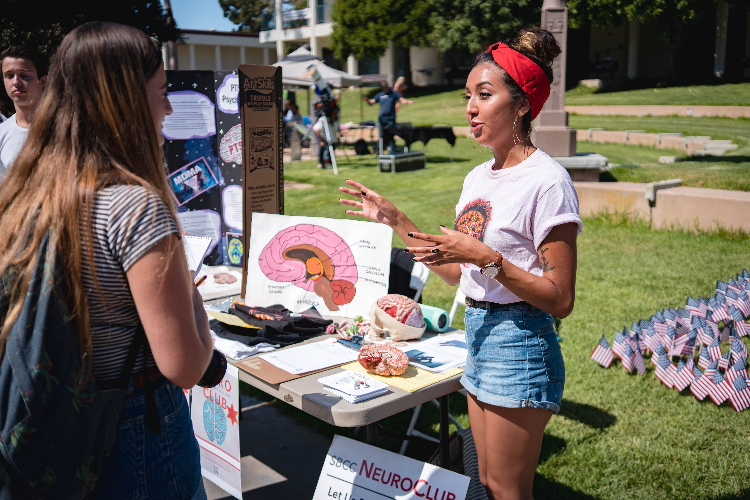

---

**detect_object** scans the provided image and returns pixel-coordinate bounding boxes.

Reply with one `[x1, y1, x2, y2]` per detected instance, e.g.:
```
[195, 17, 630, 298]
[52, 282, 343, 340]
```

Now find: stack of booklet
[318, 372, 388, 404]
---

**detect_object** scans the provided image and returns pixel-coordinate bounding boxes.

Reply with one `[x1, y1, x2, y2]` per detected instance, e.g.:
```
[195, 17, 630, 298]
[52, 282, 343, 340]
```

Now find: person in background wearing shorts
[0, 45, 47, 180]
[341, 29, 579, 500]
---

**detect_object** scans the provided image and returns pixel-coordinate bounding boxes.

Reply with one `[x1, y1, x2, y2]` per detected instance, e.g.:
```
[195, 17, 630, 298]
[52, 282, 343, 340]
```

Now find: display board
[238, 64, 284, 298]
[313, 435, 470, 500]
[246, 213, 393, 316]
[162, 70, 246, 267]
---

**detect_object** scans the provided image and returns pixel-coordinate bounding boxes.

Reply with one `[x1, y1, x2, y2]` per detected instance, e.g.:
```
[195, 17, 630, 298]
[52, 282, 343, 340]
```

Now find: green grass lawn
[243, 138, 750, 499]
[565, 82, 750, 107]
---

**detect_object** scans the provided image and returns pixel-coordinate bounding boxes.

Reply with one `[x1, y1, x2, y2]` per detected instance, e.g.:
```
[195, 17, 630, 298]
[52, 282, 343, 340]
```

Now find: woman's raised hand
[405, 226, 496, 268]
[339, 179, 402, 228]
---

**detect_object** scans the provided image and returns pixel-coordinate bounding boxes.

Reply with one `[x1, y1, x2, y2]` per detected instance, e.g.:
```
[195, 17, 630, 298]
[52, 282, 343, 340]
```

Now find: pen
[194, 275, 208, 287]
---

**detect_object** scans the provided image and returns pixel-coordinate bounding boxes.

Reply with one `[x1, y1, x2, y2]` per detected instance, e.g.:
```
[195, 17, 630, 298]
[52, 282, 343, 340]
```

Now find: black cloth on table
[384, 125, 457, 148]
[210, 304, 332, 347]
[388, 247, 421, 302]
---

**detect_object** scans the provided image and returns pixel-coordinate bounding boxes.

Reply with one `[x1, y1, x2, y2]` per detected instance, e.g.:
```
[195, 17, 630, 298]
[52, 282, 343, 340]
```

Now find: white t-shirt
[454, 149, 582, 304]
[0, 115, 29, 181]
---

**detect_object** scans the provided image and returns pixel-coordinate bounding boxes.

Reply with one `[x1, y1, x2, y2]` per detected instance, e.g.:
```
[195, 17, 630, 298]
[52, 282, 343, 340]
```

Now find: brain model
[369, 294, 426, 342]
[258, 224, 357, 311]
[358, 344, 409, 376]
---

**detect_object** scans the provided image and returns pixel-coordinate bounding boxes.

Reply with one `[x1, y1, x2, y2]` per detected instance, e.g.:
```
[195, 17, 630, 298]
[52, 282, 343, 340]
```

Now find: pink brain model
[258, 224, 358, 310]
[358, 345, 409, 376]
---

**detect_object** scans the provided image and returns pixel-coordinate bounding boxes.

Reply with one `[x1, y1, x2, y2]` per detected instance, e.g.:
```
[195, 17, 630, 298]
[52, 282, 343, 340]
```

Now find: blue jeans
[90, 377, 207, 500]
[460, 302, 565, 413]
[378, 116, 396, 154]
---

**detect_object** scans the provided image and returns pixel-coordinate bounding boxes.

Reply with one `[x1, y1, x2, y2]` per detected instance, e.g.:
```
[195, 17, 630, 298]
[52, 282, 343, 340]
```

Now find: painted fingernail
[408, 233, 414, 237]
[440, 225, 445, 228]
[361, 191, 367, 196]
[412, 258, 418, 262]
[432, 248, 439, 253]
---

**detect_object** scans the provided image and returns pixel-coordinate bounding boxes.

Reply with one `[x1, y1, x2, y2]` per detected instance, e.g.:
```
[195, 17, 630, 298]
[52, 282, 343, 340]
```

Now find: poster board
[238, 64, 284, 298]
[162, 70, 246, 268]
[246, 213, 393, 316]
[192, 365, 242, 499]
[313, 435, 470, 500]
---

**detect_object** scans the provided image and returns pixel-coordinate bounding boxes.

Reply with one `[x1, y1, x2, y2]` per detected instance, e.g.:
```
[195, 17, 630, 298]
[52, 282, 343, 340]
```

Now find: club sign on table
[313, 435, 469, 500]
[192, 365, 242, 499]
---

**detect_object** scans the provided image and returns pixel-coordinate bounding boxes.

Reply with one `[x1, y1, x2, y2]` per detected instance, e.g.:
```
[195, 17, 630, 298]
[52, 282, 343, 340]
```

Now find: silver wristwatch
[481, 252, 503, 278]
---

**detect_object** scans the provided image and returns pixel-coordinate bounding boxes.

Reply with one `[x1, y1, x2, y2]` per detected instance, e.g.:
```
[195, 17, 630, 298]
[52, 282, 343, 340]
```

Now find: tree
[330, 0, 432, 85]
[0, 1, 181, 63]
[426, 0, 542, 54]
[567, 0, 717, 79]
[219, 0, 276, 33]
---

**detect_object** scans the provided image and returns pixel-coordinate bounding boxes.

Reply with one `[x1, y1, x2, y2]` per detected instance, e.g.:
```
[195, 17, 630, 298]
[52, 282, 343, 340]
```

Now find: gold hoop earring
[512, 116, 519, 147]
[470, 133, 492, 154]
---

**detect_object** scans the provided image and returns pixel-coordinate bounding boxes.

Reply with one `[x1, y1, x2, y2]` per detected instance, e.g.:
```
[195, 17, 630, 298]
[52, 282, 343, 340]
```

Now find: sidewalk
[564, 105, 750, 119]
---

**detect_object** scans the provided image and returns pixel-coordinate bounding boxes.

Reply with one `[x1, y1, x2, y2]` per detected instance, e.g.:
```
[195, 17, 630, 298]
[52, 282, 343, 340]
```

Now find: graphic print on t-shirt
[455, 199, 492, 242]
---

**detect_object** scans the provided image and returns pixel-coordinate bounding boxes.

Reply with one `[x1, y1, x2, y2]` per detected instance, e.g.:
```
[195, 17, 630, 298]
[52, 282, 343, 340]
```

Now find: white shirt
[455, 149, 583, 304]
[0, 115, 29, 181]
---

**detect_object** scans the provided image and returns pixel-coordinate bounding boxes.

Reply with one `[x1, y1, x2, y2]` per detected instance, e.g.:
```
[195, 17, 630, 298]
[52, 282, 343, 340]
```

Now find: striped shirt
[82, 185, 179, 381]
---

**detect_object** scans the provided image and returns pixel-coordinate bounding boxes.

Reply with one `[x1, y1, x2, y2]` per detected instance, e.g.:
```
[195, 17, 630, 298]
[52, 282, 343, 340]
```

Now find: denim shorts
[90, 377, 207, 500]
[460, 302, 565, 413]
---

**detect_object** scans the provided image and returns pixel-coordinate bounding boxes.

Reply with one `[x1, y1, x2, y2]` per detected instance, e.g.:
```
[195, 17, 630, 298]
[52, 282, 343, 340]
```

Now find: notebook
[183, 235, 213, 275]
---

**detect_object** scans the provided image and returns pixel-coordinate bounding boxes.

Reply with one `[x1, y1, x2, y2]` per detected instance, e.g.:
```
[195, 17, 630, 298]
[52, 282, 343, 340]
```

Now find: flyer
[192, 365, 242, 499]
[168, 156, 219, 206]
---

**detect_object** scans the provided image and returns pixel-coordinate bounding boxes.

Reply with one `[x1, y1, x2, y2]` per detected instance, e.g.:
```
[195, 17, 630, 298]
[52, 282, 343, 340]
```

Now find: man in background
[0, 46, 48, 178]
[364, 80, 415, 154]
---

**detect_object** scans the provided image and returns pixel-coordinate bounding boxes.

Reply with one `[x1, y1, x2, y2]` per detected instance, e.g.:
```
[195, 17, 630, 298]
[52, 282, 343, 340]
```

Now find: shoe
[316, 163, 323, 168]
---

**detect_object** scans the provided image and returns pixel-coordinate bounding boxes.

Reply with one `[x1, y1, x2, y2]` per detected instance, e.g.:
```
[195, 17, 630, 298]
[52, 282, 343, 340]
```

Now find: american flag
[631, 322, 646, 353]
[686, 297, 705, 317]
[675, 308, 691, 330]
[612, 329, 632, 372]
[727, 278, 741, 294]
[729, 305, 745, 327]
[730, 338, 748, 363]
[651, 342, 667, 367]
[728, 376, 750, 412]
[654, 353, 675, 388]
[644, 327, 660, 354]
[744, 269, 750, 280]
[707, 337, 722, 362]
[716, 280, 728, 294]
[631, 344, 646, 375]
[620, 341, 635, 373]
[718, 350, 731, 371]
[705, 318, 720, 338]
[710, 295, 731, 323]
[673, 359, 697, 391]
[726, 289, 741, 310]
[738, 291, 750, 317]
[591, 334, 614, 367]
[708, 370, 734, 405]
[664, 308, 677, 328]
[691, 359, 717, 400]
[698, 345, 713, 370]
[727, 357, 748, 384]
[669, 327, 688, 357]
[737, 320, 750, 337]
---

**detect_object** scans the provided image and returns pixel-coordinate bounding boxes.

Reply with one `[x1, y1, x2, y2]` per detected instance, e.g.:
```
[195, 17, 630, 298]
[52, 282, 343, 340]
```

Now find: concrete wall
[573, 182, 750, 232]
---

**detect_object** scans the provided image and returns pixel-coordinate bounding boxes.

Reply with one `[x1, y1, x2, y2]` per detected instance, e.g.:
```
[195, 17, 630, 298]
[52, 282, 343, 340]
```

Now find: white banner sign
[313, 435, 470, 500]
[283, 8, 310, 21]
[192, 365, 242, 499]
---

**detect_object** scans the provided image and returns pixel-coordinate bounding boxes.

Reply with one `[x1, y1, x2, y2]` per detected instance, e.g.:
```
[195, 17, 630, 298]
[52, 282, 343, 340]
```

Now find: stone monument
[533, 0, 576, 157]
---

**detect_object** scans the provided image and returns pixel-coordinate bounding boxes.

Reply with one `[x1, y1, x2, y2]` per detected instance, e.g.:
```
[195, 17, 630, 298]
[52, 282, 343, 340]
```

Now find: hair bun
[511, 29, 561, 68]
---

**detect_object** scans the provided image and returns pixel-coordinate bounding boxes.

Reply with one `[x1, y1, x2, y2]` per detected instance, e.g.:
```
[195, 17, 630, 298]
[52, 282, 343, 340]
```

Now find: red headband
[486, 43, 550, 121]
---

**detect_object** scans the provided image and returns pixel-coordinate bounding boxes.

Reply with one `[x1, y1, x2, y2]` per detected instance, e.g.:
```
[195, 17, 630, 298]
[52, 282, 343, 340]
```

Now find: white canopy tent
[273, 47, 361, 88]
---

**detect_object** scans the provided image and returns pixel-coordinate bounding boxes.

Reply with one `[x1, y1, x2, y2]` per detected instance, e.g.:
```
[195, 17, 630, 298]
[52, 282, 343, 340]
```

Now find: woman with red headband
[340, 29, 580, 499]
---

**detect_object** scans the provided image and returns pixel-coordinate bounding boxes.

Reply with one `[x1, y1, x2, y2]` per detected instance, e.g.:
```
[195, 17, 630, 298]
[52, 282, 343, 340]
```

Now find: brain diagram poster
[246, 214, 393, 316]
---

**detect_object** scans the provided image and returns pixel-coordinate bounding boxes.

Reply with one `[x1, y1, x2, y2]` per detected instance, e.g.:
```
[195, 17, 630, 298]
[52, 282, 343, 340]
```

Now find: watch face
[483, 265, 499, 278]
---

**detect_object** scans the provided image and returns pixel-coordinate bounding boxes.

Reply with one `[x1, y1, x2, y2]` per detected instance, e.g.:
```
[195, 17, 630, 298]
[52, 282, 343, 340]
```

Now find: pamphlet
[183, 234, 213, 275]
[318, 372, 388, 404]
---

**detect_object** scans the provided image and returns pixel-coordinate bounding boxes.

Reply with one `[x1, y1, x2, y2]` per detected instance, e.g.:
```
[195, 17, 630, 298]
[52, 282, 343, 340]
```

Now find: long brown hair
[0, 22, 181, 380]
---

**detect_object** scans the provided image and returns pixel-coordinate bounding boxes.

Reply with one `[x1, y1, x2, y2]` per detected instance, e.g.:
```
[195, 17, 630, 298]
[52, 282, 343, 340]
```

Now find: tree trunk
[403, 45, 413, 87]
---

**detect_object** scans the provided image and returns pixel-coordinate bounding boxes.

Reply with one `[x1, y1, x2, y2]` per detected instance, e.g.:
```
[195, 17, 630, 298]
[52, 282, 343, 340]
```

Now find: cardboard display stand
[238, 65, 284, 298]
[163, 70, 245, 267]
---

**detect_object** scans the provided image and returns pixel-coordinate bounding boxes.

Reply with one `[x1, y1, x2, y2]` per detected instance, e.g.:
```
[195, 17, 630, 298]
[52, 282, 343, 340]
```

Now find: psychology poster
[163, 70, 244, 266]
[192, 364, 242, 499]
[246, 213, 393, 316]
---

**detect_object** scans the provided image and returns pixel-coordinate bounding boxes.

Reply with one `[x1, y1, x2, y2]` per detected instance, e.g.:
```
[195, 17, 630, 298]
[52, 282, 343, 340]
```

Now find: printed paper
[178, 210, 222, 254]
[168, 157, 218, 206]
[162, 91, 217, 140]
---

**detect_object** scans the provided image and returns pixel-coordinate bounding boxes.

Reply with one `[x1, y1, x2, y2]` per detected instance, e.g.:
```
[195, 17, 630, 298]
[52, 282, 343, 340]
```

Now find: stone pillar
[310, 1, 318, 57]
[162, 44, 170, 70]
[240, 46, 246, 65]
[347, 55, 358, 76]
[189, 44, 196, 70]
[627, 20, 639, 80]
[532, 0, 576, 157]
[215, 45, 222, 71]
[714, 0, 729, 77]
[275, 0, 284, 60]
[263, 47, 270, 65]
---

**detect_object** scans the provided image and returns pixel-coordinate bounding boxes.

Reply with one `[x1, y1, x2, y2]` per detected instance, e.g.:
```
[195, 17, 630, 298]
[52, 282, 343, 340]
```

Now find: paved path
[565, 105, 750, 118]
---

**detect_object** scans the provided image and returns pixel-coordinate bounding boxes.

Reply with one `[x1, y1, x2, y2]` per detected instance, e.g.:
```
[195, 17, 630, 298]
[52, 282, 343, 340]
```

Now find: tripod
[286, 113, 338, 175]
